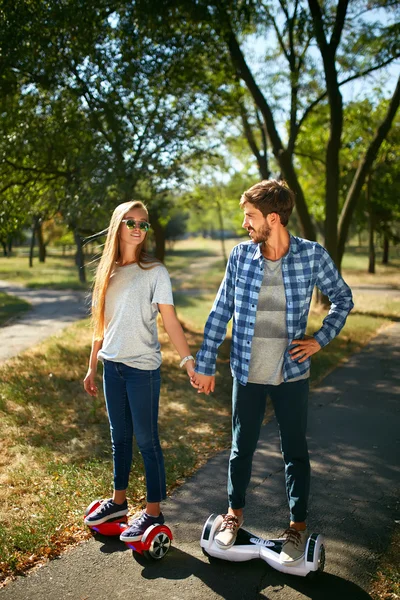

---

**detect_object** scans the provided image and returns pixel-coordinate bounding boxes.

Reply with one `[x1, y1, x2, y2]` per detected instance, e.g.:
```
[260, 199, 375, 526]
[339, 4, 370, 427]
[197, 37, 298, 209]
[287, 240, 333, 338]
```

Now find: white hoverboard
[200, 514, 325, 578]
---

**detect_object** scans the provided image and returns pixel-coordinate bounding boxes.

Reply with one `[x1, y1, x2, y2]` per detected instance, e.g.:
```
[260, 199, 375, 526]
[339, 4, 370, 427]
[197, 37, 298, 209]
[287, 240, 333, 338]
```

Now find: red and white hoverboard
[84, 499, 173, 560]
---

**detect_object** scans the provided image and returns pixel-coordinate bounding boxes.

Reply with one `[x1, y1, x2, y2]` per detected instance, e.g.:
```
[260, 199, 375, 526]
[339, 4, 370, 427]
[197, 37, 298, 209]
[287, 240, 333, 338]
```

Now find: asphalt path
[0, 281, 89, 363]
[1, 321, 399, 600]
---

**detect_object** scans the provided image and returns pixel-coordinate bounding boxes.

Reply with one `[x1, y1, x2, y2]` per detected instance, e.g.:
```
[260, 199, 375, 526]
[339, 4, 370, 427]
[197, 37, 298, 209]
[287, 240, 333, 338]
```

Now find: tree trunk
[323, 86, 343, 266]
[307, 0, 348, 267]
[224, 25, 316, 242]
[239, 100, 270, 180]
[367, 175, 375, 274]
[29, 216, 39, 268]
[36, 220, 46, 263]
[73, 229, 86, 284]
[216, 199, 228, 265]
[151, 219, 166, 263]
[382, 234, 389, 265]
[1, 242, 7, 257]
[368, 220, 375, 274]
[315, 288, 329, 308]
[337, 76, 400, 269]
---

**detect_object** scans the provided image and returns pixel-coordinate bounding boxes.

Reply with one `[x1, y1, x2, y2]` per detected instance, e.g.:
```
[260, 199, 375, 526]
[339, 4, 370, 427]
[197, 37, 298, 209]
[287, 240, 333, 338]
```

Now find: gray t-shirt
[248, 257, 309, 385]
[97, 263, 174, 370]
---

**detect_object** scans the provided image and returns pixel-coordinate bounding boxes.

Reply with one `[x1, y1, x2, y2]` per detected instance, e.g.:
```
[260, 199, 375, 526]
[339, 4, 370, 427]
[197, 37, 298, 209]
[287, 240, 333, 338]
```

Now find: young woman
[83, 200, 195, 543]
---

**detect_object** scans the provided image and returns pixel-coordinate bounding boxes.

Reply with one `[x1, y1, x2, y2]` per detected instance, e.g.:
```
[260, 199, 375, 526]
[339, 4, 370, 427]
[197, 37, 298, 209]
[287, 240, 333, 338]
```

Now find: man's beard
[249, 222, 271, 244]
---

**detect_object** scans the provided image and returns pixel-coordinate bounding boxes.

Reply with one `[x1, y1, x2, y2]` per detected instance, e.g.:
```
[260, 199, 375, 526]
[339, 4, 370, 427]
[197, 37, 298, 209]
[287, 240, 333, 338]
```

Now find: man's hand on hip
[289, 336, 321, 363]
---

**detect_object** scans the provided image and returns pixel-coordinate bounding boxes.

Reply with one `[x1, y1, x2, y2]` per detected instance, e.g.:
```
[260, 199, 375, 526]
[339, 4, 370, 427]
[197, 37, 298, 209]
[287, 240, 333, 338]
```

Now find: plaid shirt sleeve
[195, 248, 237, 375]
[313, 247, 354, 348]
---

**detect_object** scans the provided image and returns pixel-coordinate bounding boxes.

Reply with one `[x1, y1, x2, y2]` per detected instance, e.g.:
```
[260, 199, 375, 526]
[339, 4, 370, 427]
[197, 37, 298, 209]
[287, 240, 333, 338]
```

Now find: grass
[0, 319, 233, 581]
[342, 245, 400, 288]
[0, 255, 95, 290]
[0, 292, 31, 326]
[0, 237, 399, 584]
[370, 526, 400, 600]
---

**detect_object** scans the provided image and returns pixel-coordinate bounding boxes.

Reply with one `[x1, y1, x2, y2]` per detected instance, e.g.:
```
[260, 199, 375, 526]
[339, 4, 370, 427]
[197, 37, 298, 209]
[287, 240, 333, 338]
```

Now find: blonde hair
[92, 200, 159, 340]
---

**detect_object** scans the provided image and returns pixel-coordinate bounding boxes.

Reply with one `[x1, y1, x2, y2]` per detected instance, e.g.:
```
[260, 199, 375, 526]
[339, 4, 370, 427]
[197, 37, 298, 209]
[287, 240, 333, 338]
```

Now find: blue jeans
[103, 360, 166, 503]
[228, 378, 310, 522]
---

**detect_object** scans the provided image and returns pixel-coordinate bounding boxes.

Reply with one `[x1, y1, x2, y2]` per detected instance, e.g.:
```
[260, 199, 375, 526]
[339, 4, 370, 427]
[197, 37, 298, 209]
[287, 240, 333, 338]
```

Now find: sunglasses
[121, 219, 150, 232]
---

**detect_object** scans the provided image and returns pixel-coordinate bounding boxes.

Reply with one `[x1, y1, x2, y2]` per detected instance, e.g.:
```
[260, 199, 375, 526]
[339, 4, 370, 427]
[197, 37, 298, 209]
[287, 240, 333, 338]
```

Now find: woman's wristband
[179, 355, 194, 368]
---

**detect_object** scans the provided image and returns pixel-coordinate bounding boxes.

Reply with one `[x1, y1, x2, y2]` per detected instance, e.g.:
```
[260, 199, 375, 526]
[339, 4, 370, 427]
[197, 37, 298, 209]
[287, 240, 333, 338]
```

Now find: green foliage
[1, 0, 399, 267]
[1, 1, 230, 250]
[295, 98, 400, 240]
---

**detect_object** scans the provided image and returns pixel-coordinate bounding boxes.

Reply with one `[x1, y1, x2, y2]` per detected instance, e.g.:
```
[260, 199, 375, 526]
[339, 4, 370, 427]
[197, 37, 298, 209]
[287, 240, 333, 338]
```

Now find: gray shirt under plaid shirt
[195, 234, 354, 385]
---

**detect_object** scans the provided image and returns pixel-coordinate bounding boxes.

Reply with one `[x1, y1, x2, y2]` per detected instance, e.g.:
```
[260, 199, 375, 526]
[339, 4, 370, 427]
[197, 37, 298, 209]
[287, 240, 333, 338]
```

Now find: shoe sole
[214, 538, 236, 549]
[120, 532, 143, 542]
[280, 551, 305, 564]
[84, 509, 128, 526]
[120, 521, 165, 543]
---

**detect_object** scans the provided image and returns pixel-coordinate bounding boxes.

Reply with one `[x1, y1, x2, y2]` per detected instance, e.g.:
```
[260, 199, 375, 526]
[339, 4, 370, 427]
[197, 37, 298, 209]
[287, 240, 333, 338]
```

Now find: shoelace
[220, 514, 239, 531]
[131, 512, 149, 528]
[98, 499, 113, 513]
[282, 527, 302, 548]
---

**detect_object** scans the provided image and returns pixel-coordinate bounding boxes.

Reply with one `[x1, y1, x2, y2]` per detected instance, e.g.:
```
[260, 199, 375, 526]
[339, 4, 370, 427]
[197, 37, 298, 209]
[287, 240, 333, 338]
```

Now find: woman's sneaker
[120, 511, 165, 542]
[214, 514, 244, 549]
[84, 498, 128, 526]
[280, 527, 308, 564]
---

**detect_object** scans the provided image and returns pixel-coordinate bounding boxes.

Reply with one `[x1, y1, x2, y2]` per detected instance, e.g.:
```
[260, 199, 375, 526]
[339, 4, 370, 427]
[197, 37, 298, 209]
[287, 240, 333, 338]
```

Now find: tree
[295, 97, 400, 269]
[1, 1, 225, 271]
[139, 0, 400, 271]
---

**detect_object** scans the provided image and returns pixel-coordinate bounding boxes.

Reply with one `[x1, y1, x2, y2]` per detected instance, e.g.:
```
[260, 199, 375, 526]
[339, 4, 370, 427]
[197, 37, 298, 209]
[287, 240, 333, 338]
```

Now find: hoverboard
[84, 499, 173, 560]
[200, 514, 325, 577]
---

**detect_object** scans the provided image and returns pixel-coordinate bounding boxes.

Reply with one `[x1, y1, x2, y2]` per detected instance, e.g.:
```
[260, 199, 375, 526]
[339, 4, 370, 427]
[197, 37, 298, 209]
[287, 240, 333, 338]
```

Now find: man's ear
[267, 212, 280, 226]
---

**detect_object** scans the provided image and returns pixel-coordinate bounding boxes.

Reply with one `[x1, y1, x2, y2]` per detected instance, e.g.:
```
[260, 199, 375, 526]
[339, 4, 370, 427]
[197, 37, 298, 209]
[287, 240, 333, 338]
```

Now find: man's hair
[239, 179, 295, 226]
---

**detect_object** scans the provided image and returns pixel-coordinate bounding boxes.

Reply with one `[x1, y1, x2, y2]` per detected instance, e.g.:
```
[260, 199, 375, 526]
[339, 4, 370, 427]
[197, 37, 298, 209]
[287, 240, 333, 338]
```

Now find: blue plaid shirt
[196, 234, 354, 385]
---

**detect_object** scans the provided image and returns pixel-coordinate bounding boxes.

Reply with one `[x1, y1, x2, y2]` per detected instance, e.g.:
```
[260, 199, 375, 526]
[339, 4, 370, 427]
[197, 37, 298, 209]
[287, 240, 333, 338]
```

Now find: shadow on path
[135, 546, 372, 600]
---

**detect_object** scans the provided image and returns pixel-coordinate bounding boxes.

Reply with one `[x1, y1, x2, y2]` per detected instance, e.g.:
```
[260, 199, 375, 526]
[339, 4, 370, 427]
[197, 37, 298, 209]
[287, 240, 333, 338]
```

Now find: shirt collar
[288, 233, 300, 255]
[252, 231, 298, 261]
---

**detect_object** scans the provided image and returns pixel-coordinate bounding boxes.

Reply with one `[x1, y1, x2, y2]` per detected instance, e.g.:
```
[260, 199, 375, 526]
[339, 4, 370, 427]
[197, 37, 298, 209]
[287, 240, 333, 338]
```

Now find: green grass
[0, 255, 95, 290]
[0, 292, 31, 326]
[342, 245, 400, 288]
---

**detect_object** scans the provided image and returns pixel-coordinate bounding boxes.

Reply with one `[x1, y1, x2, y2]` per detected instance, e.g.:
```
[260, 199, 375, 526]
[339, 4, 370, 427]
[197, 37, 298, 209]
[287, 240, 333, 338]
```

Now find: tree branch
[271, 16, 290, 62]
[330, 0, 350, 54]
[238, 99, 269, 179]
[4, 159, 72, 178]
[294, 151, 326, 165]
[219, 11, 316, 240]
[338, 75, 400, 264]
[296, 54, 400, 136]
[307, 0, 329, 55]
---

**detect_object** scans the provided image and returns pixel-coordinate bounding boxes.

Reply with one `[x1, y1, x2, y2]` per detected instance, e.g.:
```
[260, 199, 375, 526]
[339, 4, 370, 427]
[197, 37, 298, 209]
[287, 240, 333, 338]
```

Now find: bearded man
[191, 179, 353, 565]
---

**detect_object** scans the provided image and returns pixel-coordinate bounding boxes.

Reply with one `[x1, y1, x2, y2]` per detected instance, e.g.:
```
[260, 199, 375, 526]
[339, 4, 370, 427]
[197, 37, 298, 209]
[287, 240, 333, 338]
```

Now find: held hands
[181, 355, 215, 395]
[190, 372, 215, 395]
[289, 335, 321, 363]
[83, 369, 98, 397]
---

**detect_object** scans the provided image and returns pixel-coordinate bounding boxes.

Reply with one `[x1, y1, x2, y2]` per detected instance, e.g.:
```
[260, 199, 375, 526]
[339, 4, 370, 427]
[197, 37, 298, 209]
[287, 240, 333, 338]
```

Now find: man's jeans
[103, 360, 166, 503]
[228, 378, 310, 522]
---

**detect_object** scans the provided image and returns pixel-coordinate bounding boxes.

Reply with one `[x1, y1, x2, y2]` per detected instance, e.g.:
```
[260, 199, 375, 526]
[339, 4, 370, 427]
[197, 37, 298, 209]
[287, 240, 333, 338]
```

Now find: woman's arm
[158, 304, 195, 378]
[83, 337, 103, 397]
